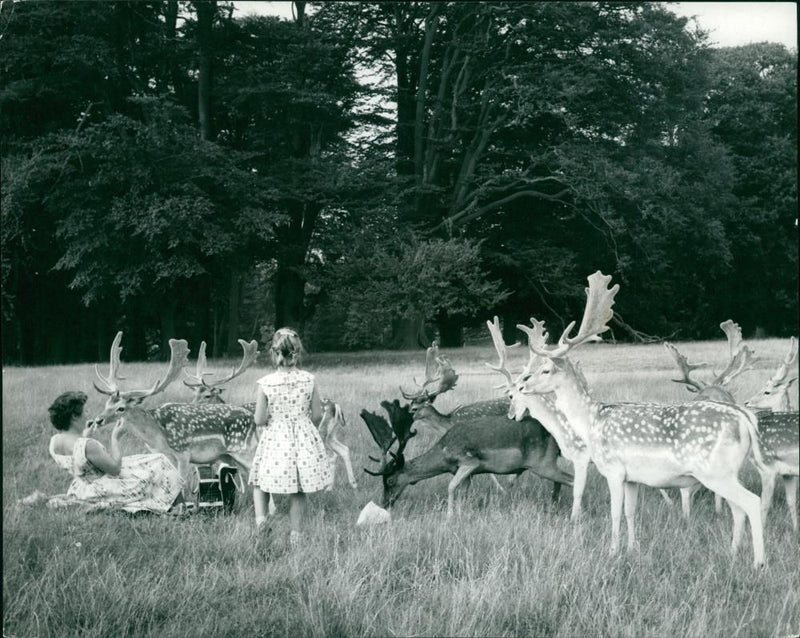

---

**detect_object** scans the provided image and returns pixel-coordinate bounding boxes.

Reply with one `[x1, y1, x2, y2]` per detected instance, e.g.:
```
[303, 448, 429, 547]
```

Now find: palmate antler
[93, 332, 190, 400]
[401, 341, 459, 406]
[362, 400, 418, 476]
[528, 271, 619, 359]
[666, 320, 758, 395]
[183, 339, 259, 390]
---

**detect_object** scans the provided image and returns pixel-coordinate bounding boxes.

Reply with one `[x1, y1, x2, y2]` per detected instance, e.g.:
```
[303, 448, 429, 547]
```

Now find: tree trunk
[436, 312, 463, 348]
[274, 266, 305, 331]
[196, 0, 216, 141]
[159, 298, 177, 360]
[391, 314, 428, 350]
[226, 269, 243, 354]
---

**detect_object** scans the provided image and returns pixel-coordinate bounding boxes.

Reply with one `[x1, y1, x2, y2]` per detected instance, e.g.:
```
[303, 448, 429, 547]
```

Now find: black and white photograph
[2, 1, 797, 636]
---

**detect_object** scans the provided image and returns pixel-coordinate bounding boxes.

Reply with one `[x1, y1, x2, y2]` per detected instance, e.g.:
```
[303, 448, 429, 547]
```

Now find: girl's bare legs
[253, 488, 270, 528]
[289, 493, 307, 548]
[289, 493, 307, 533]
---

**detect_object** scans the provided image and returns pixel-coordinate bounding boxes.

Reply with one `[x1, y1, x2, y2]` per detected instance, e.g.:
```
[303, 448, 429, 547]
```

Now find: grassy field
[3, 339, 799, 637]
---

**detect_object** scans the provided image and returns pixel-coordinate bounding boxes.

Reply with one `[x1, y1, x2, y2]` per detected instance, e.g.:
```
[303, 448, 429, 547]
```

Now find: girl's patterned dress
[249, 368, 332, 493]
[48, 437, 184, 513]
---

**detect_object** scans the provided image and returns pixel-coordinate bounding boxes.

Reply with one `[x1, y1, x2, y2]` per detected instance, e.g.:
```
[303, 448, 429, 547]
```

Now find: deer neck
[549, 359, 597, 445]
[400, 446, 451, 484]
[525, 393, 587, 454]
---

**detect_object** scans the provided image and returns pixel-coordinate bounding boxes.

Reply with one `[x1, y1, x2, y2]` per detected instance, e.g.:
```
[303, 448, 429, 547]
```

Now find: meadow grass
[3, 340, 799, 637]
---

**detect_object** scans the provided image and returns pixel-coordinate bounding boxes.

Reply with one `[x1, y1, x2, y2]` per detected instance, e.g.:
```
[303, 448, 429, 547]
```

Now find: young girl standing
[249, 328, 331, 546]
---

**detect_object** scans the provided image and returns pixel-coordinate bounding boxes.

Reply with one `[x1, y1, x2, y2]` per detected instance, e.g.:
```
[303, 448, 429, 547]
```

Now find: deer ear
[133, 397, 145, 406]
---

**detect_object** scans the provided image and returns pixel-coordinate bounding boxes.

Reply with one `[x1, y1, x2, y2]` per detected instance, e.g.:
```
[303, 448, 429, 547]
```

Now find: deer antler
[117, 339, 191, 400]
[183, 341, 213, 388]
[516, 317, 549, 376]
[94, 331, 125, 395]
[400, 341, 459, 404]
[719, 320, 743, 359]
[485, 316, 514, 386]
[529, 271, 619, 359]
[664, 342, 710, 393]
[184, 339, 259, 389]
[711, 344, 758, 387]
[771, 336, 799, 387]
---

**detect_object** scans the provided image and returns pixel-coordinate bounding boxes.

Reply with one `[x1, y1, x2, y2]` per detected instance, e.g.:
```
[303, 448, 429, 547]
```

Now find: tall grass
[3, 340, 799, 637]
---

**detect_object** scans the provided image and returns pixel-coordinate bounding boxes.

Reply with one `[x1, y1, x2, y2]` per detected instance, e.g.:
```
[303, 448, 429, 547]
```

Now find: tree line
[1, 1, 796, 364]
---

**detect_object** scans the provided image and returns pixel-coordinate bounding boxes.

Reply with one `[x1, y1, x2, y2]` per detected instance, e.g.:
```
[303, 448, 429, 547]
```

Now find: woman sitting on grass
[47, 390, 186, 515]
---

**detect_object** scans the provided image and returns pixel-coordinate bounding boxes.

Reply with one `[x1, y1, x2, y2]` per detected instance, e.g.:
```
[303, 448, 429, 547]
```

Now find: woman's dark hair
[48, 391, 88, 431]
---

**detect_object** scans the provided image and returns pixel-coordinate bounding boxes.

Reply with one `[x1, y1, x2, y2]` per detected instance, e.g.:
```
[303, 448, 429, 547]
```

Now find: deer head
[90, 332, 190, 429]
[517, 271, 619, 395]
[745, 337, 798, 411]
[183, 339, 260, 403]
[401, 341, 459, 410]
[362, 400, 418, 507]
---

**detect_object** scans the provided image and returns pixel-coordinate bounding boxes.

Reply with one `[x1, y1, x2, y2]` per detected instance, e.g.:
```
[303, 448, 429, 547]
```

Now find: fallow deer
[363, 399, 572, 518]
[746, 337, 799, 529]
[89, 332, 258, 502]
[486, 316, 591, 521]
[668, 332, 799, 529]
[183, 339, 260, 407]
[513, 271, 767, 567]
[663, 320, 758, 516]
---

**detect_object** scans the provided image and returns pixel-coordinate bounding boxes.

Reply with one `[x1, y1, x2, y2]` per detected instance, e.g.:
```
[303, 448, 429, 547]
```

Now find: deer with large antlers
[183, 339, 260, 405]
[90, 333, 258, 502]
[663, 320, 758, 516]
[512, 271, 767, 567]
[668, 332, 799, 529]
[363, 398, 572, 518]
[486, 316, 592, 521]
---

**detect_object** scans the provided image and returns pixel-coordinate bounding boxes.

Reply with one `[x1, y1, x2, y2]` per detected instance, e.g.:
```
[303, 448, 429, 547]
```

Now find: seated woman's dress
[48, 437, 184, 513]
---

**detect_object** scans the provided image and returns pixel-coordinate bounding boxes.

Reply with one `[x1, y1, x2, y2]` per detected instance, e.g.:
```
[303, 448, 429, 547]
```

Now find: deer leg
[700, 476, 764, 568]
[623, 481, 639, 552]
[447, 464, 478, 519]
[570, 458, 590, 522]
[607, 475, 624, 556]
[759, 468, 778, 526]
[658, 489, 674, 507]
[489, 475, 506, 493]
[679, 487, 692, 519]
[328, 439, 358, 489]
[783, 475, 798, 531]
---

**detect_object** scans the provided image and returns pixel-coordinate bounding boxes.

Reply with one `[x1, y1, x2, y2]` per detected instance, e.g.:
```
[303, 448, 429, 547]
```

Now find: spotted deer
[363, 398, 571, 518]
[663, 320, 758, 517]
[513, 271, 767, 567]
[90, 332, 258, 501]
[486, 316, 591, 521]
[745, 337, 798, 529]
[669, 332, 799, 529]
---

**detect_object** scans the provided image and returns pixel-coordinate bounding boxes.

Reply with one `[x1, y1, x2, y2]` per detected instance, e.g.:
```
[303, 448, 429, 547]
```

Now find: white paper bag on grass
[356, 500, 391, 526]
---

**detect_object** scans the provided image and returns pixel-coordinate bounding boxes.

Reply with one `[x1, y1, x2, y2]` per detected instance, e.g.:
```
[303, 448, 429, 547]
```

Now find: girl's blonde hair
[270, 327, 303, 367]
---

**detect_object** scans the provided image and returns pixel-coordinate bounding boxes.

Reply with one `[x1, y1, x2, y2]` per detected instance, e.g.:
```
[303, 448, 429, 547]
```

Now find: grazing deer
[668, 333, 799, 529]
[90, 333, 258, 502]
[513, 271, 767, 567]
[362, 399, 572, 518]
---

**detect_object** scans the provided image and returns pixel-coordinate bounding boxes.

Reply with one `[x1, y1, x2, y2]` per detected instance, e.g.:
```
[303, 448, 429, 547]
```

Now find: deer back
[152, 403, 256, 453]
